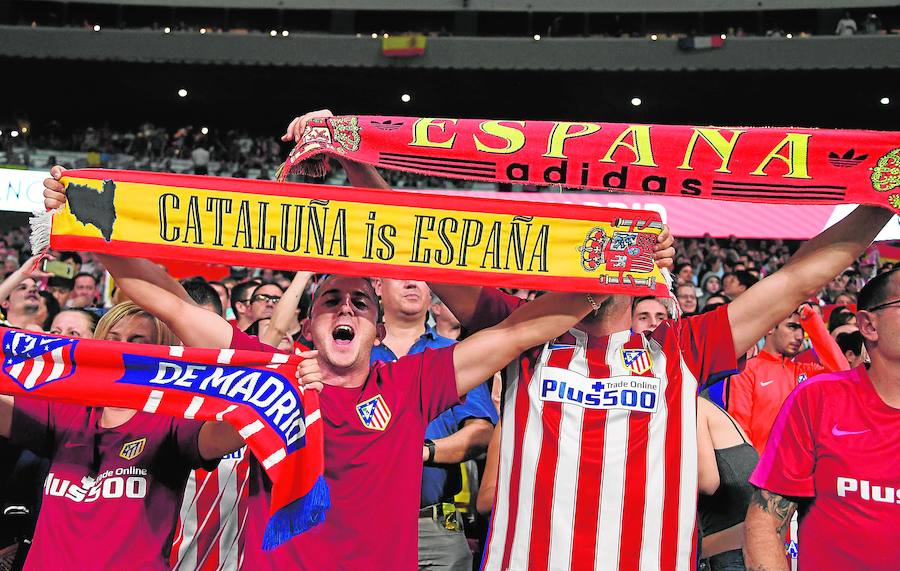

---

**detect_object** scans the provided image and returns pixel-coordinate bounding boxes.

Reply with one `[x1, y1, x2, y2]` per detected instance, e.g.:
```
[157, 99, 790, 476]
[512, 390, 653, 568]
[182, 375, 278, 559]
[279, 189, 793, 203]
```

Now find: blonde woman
[0, 302, 245, 570]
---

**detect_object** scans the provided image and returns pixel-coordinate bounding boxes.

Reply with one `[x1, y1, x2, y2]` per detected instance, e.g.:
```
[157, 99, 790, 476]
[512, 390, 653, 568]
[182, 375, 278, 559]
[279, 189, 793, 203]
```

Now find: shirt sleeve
[386, 345, 462, 424]
[466, 288, 527, 333]
[452, 382, 499, 425]
[10, 398, 56, 457]
[670, 305, 739, 388]
[229, 323, 277, 353]
[749, 382, 817, 498]
[172, 418, 220, 471]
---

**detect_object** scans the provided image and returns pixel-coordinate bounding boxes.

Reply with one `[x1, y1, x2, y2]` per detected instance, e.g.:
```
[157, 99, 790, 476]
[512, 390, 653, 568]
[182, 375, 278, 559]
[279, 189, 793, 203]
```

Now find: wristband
[424, 439, 436, 463]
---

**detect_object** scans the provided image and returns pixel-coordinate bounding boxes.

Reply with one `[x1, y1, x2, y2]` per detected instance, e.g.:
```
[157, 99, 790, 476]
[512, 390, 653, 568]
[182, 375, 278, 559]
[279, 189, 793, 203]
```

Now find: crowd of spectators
[2, 122, 479, 190]
[0, 179, 893, 569]
[1, 217, 886, 337]
[6, 3, 896, 39]
[17, 122, 284, 179]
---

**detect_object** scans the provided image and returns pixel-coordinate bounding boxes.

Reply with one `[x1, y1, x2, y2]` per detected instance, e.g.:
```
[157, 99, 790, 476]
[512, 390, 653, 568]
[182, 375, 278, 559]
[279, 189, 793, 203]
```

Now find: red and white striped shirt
[170, 449, 251, 571]
[474, 289, 737, 571]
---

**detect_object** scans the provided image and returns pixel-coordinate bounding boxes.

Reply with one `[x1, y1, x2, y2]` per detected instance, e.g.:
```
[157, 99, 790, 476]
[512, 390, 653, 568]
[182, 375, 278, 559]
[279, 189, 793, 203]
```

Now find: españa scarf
[31, 169, 670, 298]
[278, 116, 900, 214]
[0, 326, 326, 550]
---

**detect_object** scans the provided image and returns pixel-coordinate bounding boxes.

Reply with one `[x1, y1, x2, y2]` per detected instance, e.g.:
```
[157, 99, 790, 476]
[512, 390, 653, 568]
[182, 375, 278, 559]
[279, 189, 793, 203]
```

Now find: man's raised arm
[43, 167, 232, 349]
[728, 205, 892, 357]
[451, 292, 599, 397]
[99, 255, 233, 349]
[260, 270, 311, 347]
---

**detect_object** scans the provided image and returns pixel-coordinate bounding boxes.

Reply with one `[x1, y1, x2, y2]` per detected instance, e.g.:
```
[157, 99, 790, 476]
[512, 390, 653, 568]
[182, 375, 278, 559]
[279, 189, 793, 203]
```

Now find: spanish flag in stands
[382, 34, 427, 57]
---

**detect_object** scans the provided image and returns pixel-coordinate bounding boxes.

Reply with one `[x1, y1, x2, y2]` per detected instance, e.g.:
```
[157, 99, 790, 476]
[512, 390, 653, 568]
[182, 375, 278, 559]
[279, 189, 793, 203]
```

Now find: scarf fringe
[276, 156, 330, 182]
[262, 475, 330, 550]
[29, 208, 57, 254]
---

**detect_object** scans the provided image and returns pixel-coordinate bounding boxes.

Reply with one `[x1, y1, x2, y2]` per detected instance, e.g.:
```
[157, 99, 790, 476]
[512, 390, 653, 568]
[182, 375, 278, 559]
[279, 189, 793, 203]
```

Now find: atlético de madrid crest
[622, 348, 653, 375]
[119, 438, 146, 460]
[356, 394, 392, 431]
[2, 330, 78, 391]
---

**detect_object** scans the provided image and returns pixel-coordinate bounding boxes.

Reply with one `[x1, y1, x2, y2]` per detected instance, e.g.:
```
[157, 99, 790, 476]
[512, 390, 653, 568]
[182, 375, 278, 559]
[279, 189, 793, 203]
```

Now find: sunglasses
[252, 294, 281, 304]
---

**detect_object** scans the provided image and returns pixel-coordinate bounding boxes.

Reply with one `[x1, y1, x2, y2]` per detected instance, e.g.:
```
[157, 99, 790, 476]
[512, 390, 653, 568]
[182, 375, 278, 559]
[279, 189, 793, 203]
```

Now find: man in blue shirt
[371, 278, 497, 571]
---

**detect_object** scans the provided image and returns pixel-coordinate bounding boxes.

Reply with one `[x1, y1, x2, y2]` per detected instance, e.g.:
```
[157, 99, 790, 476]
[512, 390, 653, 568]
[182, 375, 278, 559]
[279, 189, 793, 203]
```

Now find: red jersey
[751, 366, 900, 571]
[170, 450, 250, 571]
[725, 351, 825, 452]
[475, 289, 738, 571]
[230, 328, 461, 570]
[11, 400, 215, 570]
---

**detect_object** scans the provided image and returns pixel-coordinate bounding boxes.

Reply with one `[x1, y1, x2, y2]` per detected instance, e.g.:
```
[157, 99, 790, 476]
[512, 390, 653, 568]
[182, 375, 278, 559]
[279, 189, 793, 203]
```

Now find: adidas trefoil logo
[370, 119, 404, 131]
[828, 149, 868, 168]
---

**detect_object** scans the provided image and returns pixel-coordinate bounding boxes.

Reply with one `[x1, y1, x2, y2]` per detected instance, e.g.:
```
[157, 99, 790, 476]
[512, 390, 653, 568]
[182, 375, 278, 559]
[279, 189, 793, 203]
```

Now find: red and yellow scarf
[33, 169, 670, 298]
[279, 115, 900, 213]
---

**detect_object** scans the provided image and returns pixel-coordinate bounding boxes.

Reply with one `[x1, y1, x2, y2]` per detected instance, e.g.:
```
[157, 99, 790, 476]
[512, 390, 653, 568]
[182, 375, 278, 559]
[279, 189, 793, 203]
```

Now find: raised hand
[43, 165, 68, 210]
[281, 110, 334, 143]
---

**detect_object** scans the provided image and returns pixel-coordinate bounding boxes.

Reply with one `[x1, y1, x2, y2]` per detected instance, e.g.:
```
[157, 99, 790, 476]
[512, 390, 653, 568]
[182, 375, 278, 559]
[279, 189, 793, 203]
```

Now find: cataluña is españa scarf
[31, 169, 670, 298]
[278, 115, 900, 213]
[0, 326, 325, 549]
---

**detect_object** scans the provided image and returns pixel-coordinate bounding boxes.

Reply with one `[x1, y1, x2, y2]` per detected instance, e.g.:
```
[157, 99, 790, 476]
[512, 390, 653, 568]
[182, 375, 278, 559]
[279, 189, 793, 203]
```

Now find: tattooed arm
[744, 487, 799, 571]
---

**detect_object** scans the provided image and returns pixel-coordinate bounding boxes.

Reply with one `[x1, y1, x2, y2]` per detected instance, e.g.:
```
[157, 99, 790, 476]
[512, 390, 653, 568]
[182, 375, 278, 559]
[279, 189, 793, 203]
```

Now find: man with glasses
[231, 282, 283, 331]
[746, 268, 900, 571]
[675, 283, 698, 315]
[247, 284, 283, 322]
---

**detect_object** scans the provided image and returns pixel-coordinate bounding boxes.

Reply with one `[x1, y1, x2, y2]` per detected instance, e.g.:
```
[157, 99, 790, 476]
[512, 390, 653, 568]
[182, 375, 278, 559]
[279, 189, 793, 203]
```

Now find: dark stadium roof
[1, 27, 898, 72]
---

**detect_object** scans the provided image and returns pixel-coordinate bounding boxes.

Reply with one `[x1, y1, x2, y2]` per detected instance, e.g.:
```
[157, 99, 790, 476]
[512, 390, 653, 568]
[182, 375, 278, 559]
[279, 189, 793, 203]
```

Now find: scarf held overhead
[0, 327, 326, 550]
[279, 116, 900, 213]
[32, 169, 669, 297]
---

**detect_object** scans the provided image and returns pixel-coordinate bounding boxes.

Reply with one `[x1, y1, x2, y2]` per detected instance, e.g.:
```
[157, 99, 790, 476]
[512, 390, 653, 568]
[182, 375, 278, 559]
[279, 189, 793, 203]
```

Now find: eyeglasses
[252, 294, 281, 304]
[865, 298, 900, 312]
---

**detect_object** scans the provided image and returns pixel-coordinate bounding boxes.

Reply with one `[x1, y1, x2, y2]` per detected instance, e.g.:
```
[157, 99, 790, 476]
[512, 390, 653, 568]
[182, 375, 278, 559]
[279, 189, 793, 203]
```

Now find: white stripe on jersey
[218, 461, 250, 571]
[676, 359, 699, 571]
[483, 359, 520, 571]
[506, 343, 550, 570]
[639, 341, 668, 571]
[173, 452, 247, 571]
[173, 469, 204, 570]
[201, 457, 243, 571]
[595, 330, 633, 571]
[547, 329, 588, 571]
